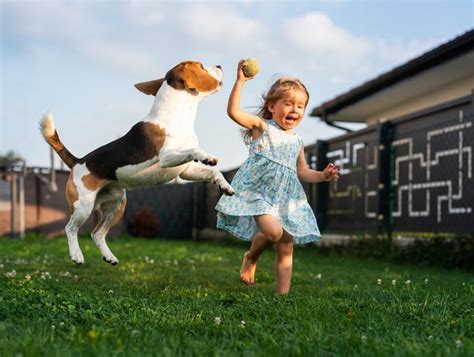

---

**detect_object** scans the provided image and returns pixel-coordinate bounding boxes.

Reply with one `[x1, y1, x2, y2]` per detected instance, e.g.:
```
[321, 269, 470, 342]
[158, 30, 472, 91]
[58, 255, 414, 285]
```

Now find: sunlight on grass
[0, 235, 472, 355]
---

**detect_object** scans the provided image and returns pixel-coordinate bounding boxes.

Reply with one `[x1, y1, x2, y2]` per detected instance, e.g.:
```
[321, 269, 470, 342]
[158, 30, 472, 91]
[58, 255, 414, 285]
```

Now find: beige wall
[368, 74, 474, 125]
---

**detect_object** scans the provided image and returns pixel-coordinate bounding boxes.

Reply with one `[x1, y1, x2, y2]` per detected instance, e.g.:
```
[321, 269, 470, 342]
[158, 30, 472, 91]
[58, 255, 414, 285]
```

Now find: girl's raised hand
[322, 163, 341, 182]
[237, 59, 255, 82]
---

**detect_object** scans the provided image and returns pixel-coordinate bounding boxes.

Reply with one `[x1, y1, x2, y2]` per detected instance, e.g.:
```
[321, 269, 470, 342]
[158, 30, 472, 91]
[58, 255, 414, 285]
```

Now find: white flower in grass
[0, 264, 4, 269]
[405, 280, 411, 286]
[428, 335, 433, 340]
[5, 270, 16, 278]
[108, 289, 114, 294]
[455, 340, 463, 348]
[361, 335, 367, 342]
[377, 279, 382, 285]
[391, 279, 396, 286]
[462, 283, 466, 286]
[214, 317, 221, 326]
[240, 320, 246, 328]
[51, 325, 56, 330]
[41, 272, 51, 280]
[316, 273, 322, 280]
[424, 278, 429, 284]
[59, 322, 65, 327]
[144, 256, 155, 264]
[25, 274, 32, 281]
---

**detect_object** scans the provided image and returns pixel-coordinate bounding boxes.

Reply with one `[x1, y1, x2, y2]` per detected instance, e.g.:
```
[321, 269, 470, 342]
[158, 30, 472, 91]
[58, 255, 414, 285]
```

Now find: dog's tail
[40, 113, 80, 169]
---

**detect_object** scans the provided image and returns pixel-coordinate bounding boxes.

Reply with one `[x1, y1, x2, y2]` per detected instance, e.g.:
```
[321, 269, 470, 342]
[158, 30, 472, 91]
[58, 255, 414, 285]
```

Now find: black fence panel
[390, 104, 473, 233]
[198, 168, 239, 234]
[314, 95, 474, 235]
[124, 183, 194, 239]
[320, 127, 381, 232]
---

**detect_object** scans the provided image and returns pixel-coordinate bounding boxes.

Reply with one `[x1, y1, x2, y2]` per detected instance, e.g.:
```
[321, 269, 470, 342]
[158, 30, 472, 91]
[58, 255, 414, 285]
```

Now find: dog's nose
[216, 65, 222, 70]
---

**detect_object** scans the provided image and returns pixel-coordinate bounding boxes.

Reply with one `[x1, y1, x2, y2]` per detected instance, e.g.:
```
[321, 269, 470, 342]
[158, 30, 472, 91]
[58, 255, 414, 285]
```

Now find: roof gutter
[321, 112, 353, 132]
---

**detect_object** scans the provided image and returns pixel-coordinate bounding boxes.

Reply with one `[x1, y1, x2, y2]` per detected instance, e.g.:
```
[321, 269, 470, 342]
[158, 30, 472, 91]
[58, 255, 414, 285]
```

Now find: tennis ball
[243, 58, 260, 77]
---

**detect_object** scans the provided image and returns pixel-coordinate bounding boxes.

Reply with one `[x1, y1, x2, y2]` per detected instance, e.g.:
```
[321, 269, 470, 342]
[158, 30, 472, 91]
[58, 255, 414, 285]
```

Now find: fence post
[19, 174, 25, 238]
[10, 174, 17, 238]
[377, 122, 394, 247]
[315, 140, 329, 231]
[192, 182, 207, 241]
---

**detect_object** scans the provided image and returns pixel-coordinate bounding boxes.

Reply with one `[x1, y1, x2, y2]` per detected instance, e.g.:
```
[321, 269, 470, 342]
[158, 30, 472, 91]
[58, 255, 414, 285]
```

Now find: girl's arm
[296, 147, 340, 184]
[227, 60, 265, 131]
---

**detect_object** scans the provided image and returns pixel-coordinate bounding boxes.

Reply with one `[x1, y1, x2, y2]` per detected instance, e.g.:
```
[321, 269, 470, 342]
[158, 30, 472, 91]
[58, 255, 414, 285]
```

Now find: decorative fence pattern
[2, 96, 472, 238]
[313, 95, 473, 234]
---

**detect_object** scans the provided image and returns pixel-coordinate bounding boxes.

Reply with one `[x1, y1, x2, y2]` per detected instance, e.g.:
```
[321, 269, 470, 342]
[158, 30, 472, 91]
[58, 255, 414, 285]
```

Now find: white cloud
[3, 1, 158, 76]
[283, 12, 372, 60]
[277, 11, 444, 100]
[178, 4, 267, 49]
[373, 37, 441, 66]
[79, 41, 157, 75]
[2, 1, 88, 40]
[126, 1, 165, 26]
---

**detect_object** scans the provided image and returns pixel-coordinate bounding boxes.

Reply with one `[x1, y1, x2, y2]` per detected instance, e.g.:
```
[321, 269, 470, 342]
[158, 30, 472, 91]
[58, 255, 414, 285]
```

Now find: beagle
[40, 61, 234, 265]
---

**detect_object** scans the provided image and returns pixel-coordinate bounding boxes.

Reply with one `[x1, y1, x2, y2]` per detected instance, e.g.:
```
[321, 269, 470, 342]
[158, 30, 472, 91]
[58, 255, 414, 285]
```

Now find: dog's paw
[193, 149, 218, 166]
[98, 244, 119, 265]
[70, 249, 84, 265]
[103, 255, 119, 265]
[219, 182, 235, 196]
[201, 156, 218, 166]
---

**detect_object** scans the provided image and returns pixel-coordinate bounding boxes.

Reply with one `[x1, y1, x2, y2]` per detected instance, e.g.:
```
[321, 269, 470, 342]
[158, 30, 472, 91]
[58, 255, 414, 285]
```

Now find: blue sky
[1, 0, 473, 170]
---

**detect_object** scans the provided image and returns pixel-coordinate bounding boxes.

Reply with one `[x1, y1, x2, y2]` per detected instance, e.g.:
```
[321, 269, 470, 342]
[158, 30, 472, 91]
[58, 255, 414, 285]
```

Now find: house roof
[310, 29, 474, 122]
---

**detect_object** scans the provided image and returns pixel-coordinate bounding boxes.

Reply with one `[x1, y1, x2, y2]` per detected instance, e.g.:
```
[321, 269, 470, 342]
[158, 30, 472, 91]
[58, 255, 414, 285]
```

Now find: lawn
[0, 235, 472, 356]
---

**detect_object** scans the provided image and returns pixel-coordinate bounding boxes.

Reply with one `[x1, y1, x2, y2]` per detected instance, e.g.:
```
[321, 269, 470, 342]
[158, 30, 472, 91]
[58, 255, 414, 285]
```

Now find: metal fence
[0, 168, 103, 237]
[311, 94, 474, 235]
[125, 183, 195, 240]
[2, 95, 472, 239]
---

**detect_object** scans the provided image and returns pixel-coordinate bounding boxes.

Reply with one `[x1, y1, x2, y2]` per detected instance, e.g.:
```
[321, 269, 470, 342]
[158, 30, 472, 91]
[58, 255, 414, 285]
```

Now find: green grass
[0, 235, 473, 356]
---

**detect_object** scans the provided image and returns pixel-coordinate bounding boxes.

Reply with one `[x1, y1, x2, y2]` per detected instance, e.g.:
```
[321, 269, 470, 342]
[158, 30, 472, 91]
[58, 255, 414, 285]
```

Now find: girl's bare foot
[240, 251, 257, 285]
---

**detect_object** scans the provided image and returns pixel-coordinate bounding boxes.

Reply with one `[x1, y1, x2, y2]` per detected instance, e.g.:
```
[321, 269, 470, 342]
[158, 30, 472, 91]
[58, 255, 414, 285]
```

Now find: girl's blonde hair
[242, 76, 310, 144]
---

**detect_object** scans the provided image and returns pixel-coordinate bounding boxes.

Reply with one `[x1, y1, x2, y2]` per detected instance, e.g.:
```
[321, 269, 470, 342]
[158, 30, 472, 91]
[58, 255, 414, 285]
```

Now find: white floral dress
[215, 120, 321, 244]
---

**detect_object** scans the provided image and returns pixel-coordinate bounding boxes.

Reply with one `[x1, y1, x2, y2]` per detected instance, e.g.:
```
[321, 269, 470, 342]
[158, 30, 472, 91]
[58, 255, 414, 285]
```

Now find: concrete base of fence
[193, 228, 232, 241]
[320, 234, 425, 247]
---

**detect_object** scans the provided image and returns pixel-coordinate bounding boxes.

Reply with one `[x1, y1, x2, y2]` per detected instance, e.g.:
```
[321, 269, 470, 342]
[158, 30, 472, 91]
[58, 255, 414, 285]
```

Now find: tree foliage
[0, 150, 25, 167]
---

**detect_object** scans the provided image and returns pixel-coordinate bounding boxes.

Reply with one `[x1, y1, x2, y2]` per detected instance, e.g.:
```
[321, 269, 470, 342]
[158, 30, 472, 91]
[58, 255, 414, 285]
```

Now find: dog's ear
[134, 78, 165, 96]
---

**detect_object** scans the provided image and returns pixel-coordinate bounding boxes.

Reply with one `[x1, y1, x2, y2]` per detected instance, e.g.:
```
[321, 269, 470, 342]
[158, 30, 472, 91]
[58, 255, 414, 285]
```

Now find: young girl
[215, 60, 340, 295]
